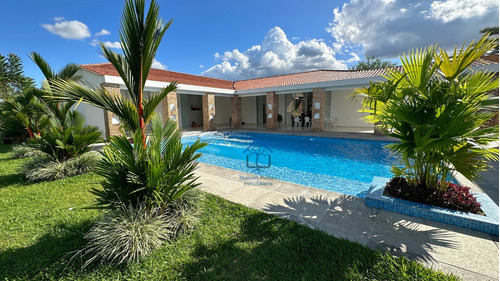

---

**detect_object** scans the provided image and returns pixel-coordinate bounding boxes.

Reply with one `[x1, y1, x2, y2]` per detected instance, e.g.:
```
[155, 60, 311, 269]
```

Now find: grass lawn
[0, 143, 459, 280]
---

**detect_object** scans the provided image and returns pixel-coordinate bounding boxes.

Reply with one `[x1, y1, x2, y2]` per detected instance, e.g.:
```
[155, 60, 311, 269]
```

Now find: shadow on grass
[0, 219, 95, 280]
[0, 172, 26, 188]
[181, 195, 459, 280]
[182, 210, 382, 280]
[262, 193, 459, 264]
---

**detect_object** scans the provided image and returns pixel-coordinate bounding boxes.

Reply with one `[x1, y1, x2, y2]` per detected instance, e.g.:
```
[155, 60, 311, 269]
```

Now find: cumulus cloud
[41, 17, 91, 39]
[152, 59, 167, 70]
[95, 29, 111, 36]
[90, 39, 122, 49]
[203, 27, 346, 80]
[327, 0, 499, 58]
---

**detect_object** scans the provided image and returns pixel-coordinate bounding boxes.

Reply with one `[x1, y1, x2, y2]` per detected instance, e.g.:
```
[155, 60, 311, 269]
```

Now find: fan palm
[53, 0, 177, 147]
[354, 36, 499, 189]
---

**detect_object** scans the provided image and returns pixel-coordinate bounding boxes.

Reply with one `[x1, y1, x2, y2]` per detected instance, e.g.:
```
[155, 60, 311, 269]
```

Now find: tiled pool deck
[195, 162, 499, 281]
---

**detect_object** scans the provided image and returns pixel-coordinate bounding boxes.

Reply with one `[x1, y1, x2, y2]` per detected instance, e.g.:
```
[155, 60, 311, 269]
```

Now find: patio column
[312, 88, 325, 131]
[161, 91, 179, 129]
[231, 95, 242, 128]
[202, 93, 216, 131]
[101, 83, 122, 139]
[266, 92, 278, 130]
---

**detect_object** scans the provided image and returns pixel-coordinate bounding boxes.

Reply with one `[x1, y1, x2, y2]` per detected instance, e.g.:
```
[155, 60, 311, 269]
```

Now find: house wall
[241, 96, 257, 124]
[215, 96, 231, 125]
[278, 94, 285, 125]
[75, 103, 106, 136]
[329, 89, 371, 128]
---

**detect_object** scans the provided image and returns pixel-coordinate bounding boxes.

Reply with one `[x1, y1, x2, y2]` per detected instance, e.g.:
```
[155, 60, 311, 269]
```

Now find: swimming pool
[181, 132, 396, 198]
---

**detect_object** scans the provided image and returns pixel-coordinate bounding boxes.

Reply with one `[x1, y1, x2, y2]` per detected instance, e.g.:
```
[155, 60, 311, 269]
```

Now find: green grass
[0, 144, 459, 280]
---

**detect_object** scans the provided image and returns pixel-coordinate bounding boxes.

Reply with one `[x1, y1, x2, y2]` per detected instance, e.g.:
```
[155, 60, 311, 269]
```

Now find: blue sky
[1, 0, 498, 85]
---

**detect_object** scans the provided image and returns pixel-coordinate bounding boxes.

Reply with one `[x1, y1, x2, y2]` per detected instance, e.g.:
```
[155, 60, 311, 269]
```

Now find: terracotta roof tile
[80, 63, 234, 90]
[232, 67, 403, 91]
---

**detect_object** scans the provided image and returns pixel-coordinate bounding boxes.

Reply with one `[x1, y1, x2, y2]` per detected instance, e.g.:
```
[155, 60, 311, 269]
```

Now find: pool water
[181, 132, 397, 198]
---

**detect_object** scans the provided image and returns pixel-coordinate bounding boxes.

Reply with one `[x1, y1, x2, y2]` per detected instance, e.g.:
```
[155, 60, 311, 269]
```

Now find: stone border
[366, 177, 499, 236]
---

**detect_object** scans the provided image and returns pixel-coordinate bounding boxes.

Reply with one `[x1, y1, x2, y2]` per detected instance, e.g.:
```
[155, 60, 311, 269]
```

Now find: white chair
[304, 116, 310, 128]
[325, 117, 337, 131]
[294, 116, 300, 129]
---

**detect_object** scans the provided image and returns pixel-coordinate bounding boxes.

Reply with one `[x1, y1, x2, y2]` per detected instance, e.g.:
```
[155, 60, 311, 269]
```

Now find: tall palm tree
[53, 0, 177, 147]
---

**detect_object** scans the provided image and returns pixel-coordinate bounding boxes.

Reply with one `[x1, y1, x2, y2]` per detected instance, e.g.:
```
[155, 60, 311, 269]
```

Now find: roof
[79, 63, 234, 90]
[80, 59, 497, 93]
[471, 56, 499, 66]
[232, 67, 403, 91]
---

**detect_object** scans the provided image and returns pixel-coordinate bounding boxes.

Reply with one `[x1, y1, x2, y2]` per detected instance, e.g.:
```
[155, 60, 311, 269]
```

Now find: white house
[73, 58, 499, 137]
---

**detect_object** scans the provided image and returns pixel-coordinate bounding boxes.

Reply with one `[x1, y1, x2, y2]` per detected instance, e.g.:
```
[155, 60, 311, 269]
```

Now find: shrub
[77, 190, 203, 267]
[91, 116, 207, 211]
[355, 36, 499, 190]
[384, 177, 481, 214]
[23, 151, 101, 181]
[78, 203, 172, 267]
[11, 143, 44, 158]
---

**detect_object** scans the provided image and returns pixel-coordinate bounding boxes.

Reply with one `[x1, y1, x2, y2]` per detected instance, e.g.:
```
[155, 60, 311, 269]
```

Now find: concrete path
[195, 163, 499, 281]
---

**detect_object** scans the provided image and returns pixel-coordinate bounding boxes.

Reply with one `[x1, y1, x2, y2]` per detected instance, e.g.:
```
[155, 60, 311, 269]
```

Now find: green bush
[78, 203, 173, 267]
[91, 116, 206, 211]
[11, 143, 43, 158]
[23, 151, 101, 181]
[77, 190, 203, 268]
[355, 36, 499, 190]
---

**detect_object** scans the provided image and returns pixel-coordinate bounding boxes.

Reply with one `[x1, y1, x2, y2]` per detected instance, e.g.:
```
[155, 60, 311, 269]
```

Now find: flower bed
[366, 177, 499, 236]
[384, 177, 482, 214]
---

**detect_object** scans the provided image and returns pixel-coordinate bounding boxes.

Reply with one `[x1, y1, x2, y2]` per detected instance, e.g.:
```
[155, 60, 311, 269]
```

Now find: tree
[54, 0, 176, 147]
[349, 56, 396, 70]
[29, 52, 80, 124]
[0, 53, 34, 100]
[52, 0, 206, 210]
[480, 26, 499, 54]
[354, 36, 499, 190]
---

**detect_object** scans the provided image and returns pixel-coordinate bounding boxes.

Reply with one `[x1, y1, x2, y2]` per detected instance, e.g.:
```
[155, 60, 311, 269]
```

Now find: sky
[0, 0, 498, 85]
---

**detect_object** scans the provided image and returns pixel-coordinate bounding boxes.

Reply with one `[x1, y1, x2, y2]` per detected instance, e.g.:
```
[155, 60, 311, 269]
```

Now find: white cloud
[90, 39, 122, 49]
[346, 52, 360, 63]
[203, 27, 346, 80]
[41, 18, 90, 39]
[152, 59, 167, 70]
[327, 0, 499, 58]
[199, 64, 204, 68]
[427, 0, 497, 23]
[95, 29, 111, 36]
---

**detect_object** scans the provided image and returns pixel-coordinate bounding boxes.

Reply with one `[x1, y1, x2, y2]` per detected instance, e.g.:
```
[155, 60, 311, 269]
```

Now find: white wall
[330, 89, 372, 128]
[215, 96, 231, 125]
[75, 103, 106, 136]
[241, 96, 257, 124]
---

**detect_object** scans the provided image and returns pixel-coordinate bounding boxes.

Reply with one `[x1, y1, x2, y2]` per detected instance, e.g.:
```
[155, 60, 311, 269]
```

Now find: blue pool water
[181, 132, 397, 198]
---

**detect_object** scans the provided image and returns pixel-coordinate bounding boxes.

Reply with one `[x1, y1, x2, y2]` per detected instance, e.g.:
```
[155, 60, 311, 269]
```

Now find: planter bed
[366, 177, 499, 236]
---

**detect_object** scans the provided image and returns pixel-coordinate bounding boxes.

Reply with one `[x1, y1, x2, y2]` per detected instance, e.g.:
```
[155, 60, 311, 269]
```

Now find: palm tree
[53, 0, 177, 147]
[29, 52, 79, 124]
[50, 0, 206, 210]
[6, 88, 47, 139]
[355, 36, 499, 189]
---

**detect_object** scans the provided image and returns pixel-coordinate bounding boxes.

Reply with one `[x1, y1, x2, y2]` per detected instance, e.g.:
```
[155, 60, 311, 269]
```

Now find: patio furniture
[325, 117, 337, 131]
[294, 117, 301, 129]
[304, 116, 310, 128]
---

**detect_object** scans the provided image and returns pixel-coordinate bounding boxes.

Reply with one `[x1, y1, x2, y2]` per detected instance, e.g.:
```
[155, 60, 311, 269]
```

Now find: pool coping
[366, 177, 499, 236]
